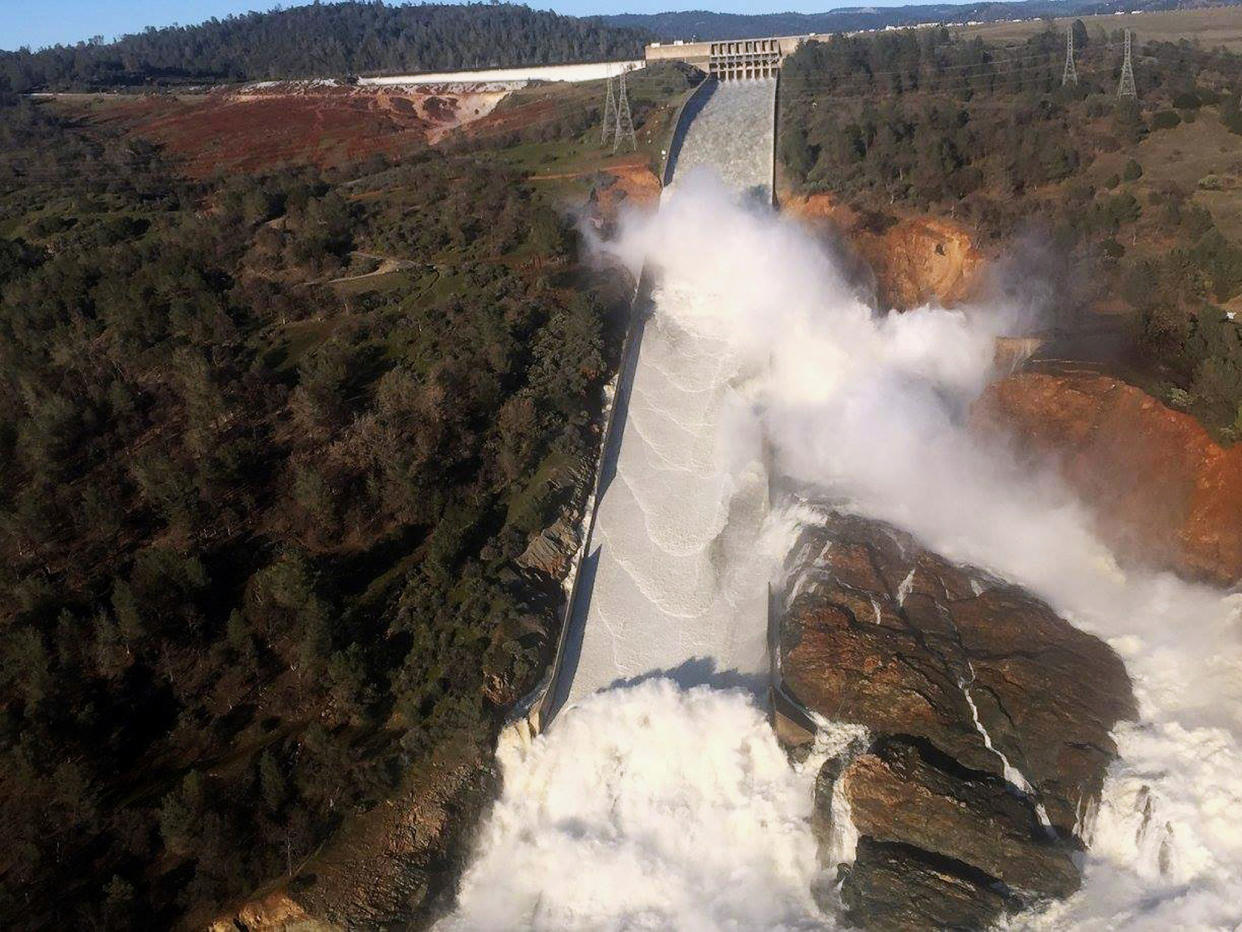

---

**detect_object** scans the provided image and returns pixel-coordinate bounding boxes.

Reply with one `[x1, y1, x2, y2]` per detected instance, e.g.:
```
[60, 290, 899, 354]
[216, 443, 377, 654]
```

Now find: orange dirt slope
[64, 83, 505, 177]
[784, 191, 985, 310]
[975, 371, 1242, 588]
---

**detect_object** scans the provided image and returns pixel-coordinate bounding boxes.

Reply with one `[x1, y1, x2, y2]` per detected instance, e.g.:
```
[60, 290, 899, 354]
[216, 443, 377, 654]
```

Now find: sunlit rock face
[780, 511, 1136, 928]
[975, 371, 1242, 588]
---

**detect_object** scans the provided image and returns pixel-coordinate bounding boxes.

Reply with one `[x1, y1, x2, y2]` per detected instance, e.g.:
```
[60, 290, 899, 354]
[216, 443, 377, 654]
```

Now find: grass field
[960, 6, 1242, 50]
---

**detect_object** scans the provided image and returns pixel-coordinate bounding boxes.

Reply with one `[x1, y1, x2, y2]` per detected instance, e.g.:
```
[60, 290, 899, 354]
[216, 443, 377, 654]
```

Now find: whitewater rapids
[444, 78, 1242, 931]
[551, 79, 780, 713]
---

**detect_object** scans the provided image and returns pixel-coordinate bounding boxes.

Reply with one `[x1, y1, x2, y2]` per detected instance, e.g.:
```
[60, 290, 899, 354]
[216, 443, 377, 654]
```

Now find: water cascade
[443, 76, 1242, 930]
[549, 78, 780, 714]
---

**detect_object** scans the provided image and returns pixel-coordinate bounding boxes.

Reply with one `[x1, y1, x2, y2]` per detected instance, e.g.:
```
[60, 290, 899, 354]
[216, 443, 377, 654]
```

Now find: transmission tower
[1062, 27, 1078, 87]
[613, 68, 637, 154]
[601, 67, 617, 147]
[1118, 29, 1137, 99]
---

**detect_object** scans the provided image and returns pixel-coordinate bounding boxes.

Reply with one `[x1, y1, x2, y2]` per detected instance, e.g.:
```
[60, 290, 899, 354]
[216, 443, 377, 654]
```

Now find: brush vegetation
[0, 90, 630, 927]
[0, 2, 650, 91]
[780, 25, 1242, 440]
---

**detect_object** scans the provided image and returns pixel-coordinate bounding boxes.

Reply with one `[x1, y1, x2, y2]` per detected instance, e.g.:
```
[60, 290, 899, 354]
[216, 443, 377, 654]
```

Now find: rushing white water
[447, 79, 1242, 930]
[442, 680, 832, 931]
[666, 78, 776, 201]
[555, 80, 780, 712]
[606, 178, 1242, 929]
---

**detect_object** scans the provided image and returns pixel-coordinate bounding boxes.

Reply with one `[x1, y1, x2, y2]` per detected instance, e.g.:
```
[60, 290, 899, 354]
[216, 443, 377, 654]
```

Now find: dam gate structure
[645, 35, 812, 81]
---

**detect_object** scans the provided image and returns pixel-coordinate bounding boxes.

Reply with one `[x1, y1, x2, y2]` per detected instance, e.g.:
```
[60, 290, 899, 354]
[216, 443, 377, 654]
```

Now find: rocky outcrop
[843, 742, 1079, 898]
[780, 511, 1135, 929]
[975, 371, 1242, 588]
[516, 458, 593, 581]
[783, 193, 984, 310]
[841, 838, 1012, 932]
[517, 508, 582, 580]
[207, 892, 330, 932]
[213, 734, 499, 932]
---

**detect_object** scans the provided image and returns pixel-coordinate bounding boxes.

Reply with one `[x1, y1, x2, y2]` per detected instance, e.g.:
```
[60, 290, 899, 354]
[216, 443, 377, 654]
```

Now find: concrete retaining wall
[360, 60, 642, 87]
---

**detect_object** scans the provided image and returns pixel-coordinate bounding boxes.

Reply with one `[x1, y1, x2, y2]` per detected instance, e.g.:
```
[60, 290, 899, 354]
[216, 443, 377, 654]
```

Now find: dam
[544, 78, 778, 720]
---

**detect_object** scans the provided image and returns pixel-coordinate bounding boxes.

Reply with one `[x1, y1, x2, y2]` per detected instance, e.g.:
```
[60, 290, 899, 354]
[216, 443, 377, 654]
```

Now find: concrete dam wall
[544, 79, 778, 723]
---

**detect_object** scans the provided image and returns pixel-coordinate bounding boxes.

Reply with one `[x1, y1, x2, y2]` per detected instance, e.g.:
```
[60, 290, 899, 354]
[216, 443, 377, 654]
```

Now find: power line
[600, 65, 616, 148]
[1118, 29, 1137, 98]
[1063, 27, 1078, 87]
[612, 68, 635, 154]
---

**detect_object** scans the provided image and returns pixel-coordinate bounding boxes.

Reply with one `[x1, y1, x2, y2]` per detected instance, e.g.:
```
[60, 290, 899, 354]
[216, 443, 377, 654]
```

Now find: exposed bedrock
[975, 371, 1242, 588]
[782, 192, 985, 311]
[780, 511, 1136, 929]
[841, 837, 1013, 932]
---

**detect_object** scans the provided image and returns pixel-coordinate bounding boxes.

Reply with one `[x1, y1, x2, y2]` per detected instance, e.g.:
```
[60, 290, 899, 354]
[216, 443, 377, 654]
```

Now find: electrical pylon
[1062, 27, 1078, 86]
[601, 67, 617, 147]
[1118, 29, 1137, 98]
[613, 68, 637, 153]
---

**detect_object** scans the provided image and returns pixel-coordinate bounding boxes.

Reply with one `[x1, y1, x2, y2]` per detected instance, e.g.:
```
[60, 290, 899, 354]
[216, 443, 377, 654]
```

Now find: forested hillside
[603, 0, 1197, 41]
[0, 2, 650, 92]
[0, 90, 630, 927]
[779, 26, 1242, 441]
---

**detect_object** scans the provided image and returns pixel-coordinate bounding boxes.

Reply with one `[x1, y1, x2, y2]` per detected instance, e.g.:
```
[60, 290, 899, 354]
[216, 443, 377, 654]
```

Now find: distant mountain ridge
[0, 2, 649, 92]
[4, 0, 1236, 94]
[600, 0, 1230, 40]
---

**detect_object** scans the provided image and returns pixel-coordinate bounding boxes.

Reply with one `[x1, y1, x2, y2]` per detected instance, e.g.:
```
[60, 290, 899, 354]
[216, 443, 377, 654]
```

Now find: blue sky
[1, 0, 929, 53]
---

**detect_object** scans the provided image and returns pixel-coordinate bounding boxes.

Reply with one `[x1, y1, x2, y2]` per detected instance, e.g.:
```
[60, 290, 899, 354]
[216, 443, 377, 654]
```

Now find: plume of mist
[446, 174, 1242, 930]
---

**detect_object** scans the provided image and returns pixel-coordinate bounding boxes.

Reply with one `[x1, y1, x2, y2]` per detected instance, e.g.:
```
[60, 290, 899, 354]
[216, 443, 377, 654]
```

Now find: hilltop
[0, 2, 649, 92]
[601, 0, 1231, 41]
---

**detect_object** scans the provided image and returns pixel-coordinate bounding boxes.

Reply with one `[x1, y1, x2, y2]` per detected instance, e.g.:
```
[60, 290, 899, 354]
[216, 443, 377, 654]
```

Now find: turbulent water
[552, 79, 780, 713]
[666, 78, 776, 201]
[439, 680, 831, 931]
[444, 77, 1242, 931]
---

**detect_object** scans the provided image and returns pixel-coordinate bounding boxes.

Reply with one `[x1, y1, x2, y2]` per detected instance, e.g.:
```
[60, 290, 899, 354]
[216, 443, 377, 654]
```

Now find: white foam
[442, 680, 834, 931]
[605, 179, 1242, 929]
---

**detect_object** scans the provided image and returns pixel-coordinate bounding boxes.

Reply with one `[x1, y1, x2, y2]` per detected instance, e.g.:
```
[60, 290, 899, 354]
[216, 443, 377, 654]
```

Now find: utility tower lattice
[1062, 27, 1078, 87]
[613, 69, 637, 153]
[1118, 29, 1137, 98]
[601, 67, 617, 147]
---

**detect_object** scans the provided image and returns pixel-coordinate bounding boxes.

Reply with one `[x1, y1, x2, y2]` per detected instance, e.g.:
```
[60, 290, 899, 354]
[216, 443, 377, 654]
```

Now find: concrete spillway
[546, 79, 777, 719]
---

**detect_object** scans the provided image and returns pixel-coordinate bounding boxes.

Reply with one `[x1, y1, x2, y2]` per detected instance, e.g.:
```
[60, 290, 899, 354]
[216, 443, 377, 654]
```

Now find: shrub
[1122, 158, 1144, 182]
[1151, 110, 1182, 130]
[1101, 237, 1125, 259]
[1172, 91, 1201, 110]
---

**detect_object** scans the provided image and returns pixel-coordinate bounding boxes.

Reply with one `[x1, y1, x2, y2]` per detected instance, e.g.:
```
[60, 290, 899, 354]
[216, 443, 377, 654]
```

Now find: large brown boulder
[841, 838, 1012, 932]
[842, 741, 1079, 899]
[779, 512, 1135, 928]
[975, 371, 1242, 587]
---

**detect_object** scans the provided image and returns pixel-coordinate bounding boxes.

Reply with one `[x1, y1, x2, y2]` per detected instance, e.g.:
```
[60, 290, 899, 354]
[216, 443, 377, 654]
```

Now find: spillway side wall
[662, 74, 716, 187]
[770, 72, 780, 207]
[498, 271, 649, 739]
[767, 583, 822, 748]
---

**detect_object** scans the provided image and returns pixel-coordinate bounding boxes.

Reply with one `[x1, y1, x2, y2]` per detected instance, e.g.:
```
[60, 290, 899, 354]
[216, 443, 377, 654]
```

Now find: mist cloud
[447, 175, 1242, 930]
